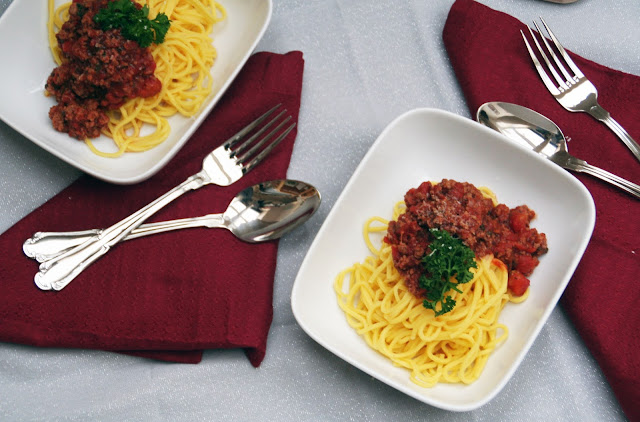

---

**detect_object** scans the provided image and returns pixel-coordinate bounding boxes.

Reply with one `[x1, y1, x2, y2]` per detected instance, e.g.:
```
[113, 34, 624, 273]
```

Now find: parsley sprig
[419, 229, 477, 316]
[94, 0, 171, 48]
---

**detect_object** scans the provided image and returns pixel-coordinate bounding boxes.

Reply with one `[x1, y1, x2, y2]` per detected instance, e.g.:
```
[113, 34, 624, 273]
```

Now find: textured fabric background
[1, 0, 637, 420]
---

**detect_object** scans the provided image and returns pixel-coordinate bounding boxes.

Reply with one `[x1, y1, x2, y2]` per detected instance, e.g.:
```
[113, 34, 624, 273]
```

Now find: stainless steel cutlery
[31, 104, 296, 291]
[521, 18, 640, 162]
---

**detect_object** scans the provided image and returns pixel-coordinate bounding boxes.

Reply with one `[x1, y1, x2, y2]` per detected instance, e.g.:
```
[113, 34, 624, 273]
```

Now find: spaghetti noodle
[47, 0, 226, 157]
[334, 192, 530, 387]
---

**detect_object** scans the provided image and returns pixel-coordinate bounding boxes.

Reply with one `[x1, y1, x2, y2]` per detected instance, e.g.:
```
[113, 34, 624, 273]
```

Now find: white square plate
[291, 108, 595, 411]
[0, 0, 271, 184]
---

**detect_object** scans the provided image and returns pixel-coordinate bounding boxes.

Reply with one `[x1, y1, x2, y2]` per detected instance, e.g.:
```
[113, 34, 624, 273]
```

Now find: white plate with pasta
[0, 0, 271, 184]
[291, 108, 595, 411]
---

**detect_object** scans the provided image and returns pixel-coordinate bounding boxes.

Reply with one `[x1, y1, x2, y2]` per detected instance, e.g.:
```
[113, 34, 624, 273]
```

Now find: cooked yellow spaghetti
[47, 0, 226, 157]
[334, 199, 528, 387]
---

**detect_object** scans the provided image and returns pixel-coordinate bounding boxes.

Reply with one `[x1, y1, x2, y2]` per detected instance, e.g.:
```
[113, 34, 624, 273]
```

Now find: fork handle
[588, 105, 640, 162]
[34, 171, 209, 291]
[572, 160, 640, 199]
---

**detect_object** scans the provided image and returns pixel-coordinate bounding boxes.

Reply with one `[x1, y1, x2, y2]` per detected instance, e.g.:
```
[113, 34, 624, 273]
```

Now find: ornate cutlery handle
[588, 104, 640, 162]
[552, 152, 640, 198]
[34, 172, 209, 291]
[571, 160, 640, 199]
[24, 230, 102, 263]
[24, 214, 226, 263]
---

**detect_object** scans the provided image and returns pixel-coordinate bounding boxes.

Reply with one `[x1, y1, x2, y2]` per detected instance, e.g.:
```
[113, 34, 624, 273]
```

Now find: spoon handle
[23, 214, 225, 263]
[575, 161, 640, 199]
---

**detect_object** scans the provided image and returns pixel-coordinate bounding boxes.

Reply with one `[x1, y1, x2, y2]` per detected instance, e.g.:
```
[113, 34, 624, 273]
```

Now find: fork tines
[223, 104, 296, 173]
[520, 18, 583, 95]
[522, 18, 640, 162]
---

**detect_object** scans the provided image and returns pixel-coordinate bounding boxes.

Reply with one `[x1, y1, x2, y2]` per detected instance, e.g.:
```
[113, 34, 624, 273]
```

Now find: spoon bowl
[23, 179, 322, 262]
[476, 102, 640, 199]
[477, 102, 563, 157]
[224, 179, 321, 242]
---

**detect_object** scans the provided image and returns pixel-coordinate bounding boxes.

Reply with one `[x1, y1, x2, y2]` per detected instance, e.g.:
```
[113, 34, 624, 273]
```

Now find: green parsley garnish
[419, 229, 477, 316]
[94, 0, 171, 48]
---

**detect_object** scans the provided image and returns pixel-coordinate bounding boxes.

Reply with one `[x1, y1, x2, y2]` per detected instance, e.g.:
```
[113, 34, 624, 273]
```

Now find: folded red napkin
[443, 1, 639, 419]
[0, 51, 305, 367]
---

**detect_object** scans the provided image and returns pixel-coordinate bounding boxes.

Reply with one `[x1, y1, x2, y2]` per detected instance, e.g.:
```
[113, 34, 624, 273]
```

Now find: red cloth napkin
[443, 1, 639, 419]
[0, 51, 305, 367]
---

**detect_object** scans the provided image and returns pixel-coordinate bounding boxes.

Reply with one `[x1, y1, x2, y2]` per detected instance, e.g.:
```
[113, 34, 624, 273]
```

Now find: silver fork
[33, 104, 296, 291]
[521, 18, 640, 162]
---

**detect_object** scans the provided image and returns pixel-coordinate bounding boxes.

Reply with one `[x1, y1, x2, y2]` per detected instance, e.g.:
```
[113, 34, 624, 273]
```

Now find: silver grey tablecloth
[1, 0, 637, 420]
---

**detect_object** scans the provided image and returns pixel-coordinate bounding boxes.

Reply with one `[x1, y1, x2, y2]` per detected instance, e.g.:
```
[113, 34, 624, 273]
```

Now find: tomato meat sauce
[385, 179, 548, 297]
[45, 0, 161, 139]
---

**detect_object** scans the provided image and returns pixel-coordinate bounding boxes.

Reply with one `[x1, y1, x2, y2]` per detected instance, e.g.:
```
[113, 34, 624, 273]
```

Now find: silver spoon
[23, 179, 321, 264]
[477, 102, 640, 199]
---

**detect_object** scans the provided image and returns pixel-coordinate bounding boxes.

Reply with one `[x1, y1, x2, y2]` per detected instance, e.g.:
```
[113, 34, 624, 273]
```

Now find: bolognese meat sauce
[45, 0, 162, 139]
[385, 180, 548, 297]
